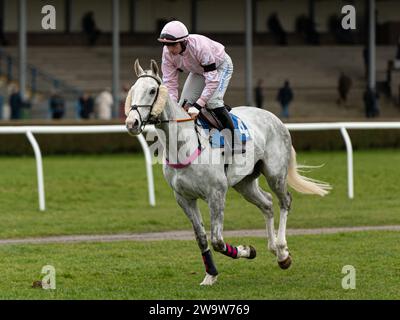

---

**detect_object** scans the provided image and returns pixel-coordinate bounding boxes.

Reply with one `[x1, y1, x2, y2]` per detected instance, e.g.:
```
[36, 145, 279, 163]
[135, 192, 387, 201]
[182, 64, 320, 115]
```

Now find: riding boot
[212, 107, 245, 155]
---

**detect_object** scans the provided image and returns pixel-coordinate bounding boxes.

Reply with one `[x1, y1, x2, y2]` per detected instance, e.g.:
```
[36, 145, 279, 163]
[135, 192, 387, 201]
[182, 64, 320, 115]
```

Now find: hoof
[238, 245, 257, 259]
[248, 245, 257, 259]
[200, 273, 218, 286]
[278, 254, 292, 270]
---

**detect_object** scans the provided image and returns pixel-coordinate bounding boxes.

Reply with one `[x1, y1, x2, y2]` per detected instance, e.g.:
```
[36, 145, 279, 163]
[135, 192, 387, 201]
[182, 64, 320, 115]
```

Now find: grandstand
[1, 45, 399, 120]
[0, 0, 400, 121]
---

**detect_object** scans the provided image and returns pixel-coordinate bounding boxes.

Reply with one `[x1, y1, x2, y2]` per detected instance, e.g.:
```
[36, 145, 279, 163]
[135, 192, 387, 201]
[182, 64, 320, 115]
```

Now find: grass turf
[0, 231, 398, 299]
[0, 149, 399, 239]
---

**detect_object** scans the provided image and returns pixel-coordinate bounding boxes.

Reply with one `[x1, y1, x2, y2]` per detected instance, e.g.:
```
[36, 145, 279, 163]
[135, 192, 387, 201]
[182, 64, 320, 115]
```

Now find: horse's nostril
[132, 119, 139, 128]
[127, 119, 139, 130]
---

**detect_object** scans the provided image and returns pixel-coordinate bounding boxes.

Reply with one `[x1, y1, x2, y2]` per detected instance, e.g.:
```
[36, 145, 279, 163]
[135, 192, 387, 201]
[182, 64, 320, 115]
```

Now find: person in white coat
[95, 88, 113, 120]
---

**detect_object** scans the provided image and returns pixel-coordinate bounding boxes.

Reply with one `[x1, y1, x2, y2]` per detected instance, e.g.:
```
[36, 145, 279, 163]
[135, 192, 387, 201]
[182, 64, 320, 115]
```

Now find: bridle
[128, 74, 193, 134]
[129, 74, 162, 133]
[128, 73, 203, 161]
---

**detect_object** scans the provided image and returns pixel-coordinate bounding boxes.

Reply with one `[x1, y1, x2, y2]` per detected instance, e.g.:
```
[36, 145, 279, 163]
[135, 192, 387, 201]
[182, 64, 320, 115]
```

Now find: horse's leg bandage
[222, 243, 239, 259]
[202, 250, 218, 276]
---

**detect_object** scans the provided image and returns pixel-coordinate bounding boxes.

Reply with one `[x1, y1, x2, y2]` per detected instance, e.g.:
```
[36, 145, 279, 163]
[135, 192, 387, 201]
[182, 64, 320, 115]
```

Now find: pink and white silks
[161, 34, 233, 109]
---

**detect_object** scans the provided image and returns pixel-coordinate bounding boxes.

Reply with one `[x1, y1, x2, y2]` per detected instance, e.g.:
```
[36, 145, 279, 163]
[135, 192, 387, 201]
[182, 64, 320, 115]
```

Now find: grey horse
[125, 59, 331, 286]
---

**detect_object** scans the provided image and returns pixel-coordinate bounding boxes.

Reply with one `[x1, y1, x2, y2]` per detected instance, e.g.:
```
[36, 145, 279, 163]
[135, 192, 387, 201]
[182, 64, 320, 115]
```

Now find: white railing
[0, 125, 155, 211]
[285, 122, 400, 199]
[0, 122, 399, 211]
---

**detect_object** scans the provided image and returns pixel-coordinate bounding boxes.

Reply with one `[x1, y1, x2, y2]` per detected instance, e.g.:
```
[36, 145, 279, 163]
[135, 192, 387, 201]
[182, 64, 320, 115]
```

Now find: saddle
[183, 103, 231, 131]
[183, 102, 251, 151]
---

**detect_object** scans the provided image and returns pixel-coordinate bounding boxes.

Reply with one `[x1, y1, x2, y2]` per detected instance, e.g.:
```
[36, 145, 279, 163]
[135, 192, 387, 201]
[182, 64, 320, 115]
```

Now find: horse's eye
[150, 88, 156, 95]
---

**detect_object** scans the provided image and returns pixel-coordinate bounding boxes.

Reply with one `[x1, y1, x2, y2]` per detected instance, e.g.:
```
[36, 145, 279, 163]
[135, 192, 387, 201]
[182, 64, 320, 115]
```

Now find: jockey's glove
[187, 106, 200, 116]
[191, 102, 202, 110]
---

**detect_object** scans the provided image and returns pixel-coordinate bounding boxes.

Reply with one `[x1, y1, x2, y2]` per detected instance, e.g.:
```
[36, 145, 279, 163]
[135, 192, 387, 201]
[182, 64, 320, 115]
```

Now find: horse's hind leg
[174, 192, 218, 286]
[233, 174, 277, 257]
[261, 161, 293, 269]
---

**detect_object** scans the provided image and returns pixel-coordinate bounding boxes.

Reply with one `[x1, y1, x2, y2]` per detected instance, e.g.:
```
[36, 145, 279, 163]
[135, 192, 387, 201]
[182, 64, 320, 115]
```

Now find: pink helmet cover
[158, 20, 189, 43]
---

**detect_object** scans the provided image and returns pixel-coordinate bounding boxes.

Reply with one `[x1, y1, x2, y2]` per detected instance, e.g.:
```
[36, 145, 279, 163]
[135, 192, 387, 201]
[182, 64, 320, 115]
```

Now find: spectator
[337, 72, 352, 107]
[79, 92, 94, 119]
[49, 91, 65, 119]
[328, 14, 355, 45]
[267, 13, 287, 46]
[95, 88, 113, 120]
[398, 84, 400, 107]
[374, 91, 380, 117]
[363, 87, 379, 118]
[277, 80, 294, 118]
[0, 94, 3, 119]
[363, 47, 369, 79]
[254, 79, 264, 109]
[9, 85, 23, 120]
[296, 15, 319, 45]
[81, 11, 101, 46]
[1, 85, 9, 119]
[304, 17, 319, 45]
[385, 60, 394, 99]
[0, 18, 8, 46]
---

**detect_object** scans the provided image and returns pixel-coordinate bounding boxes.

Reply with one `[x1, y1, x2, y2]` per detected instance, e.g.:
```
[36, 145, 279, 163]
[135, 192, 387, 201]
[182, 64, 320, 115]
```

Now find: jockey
[158, 20, 242, 153]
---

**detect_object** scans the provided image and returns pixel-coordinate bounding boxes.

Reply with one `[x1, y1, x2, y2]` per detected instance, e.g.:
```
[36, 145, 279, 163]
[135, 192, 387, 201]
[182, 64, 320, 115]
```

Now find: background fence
[1, 122, 399, 211]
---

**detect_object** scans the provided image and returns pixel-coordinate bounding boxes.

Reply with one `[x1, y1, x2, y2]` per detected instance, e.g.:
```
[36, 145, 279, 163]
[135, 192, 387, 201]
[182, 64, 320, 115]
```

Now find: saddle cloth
[197, 113, 251, 148]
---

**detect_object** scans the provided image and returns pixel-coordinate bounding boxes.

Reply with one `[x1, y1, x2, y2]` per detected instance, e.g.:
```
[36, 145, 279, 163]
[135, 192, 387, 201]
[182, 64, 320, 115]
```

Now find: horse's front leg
[208, 191, 256, 261]
[174, 192, 218, 286]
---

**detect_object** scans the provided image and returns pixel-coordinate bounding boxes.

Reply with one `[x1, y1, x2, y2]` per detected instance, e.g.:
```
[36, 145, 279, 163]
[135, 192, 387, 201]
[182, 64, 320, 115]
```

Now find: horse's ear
[150, 59, 159, 76]
[134, 59, 144, 77]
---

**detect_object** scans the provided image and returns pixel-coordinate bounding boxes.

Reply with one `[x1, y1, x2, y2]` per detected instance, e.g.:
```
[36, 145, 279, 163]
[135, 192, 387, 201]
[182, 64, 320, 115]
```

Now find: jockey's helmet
[157, 21, 189, 44]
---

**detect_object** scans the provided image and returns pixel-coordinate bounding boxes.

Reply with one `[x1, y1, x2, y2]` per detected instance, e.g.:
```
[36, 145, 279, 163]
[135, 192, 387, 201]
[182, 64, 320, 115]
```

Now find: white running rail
[0, 122, 399, 211]
[0, 125, 155, 211]
[285, 122, 400, 199]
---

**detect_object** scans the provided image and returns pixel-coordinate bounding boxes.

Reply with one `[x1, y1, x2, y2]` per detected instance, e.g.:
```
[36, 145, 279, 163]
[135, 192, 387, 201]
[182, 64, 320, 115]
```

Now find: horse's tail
[287, 146, 331, 197]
